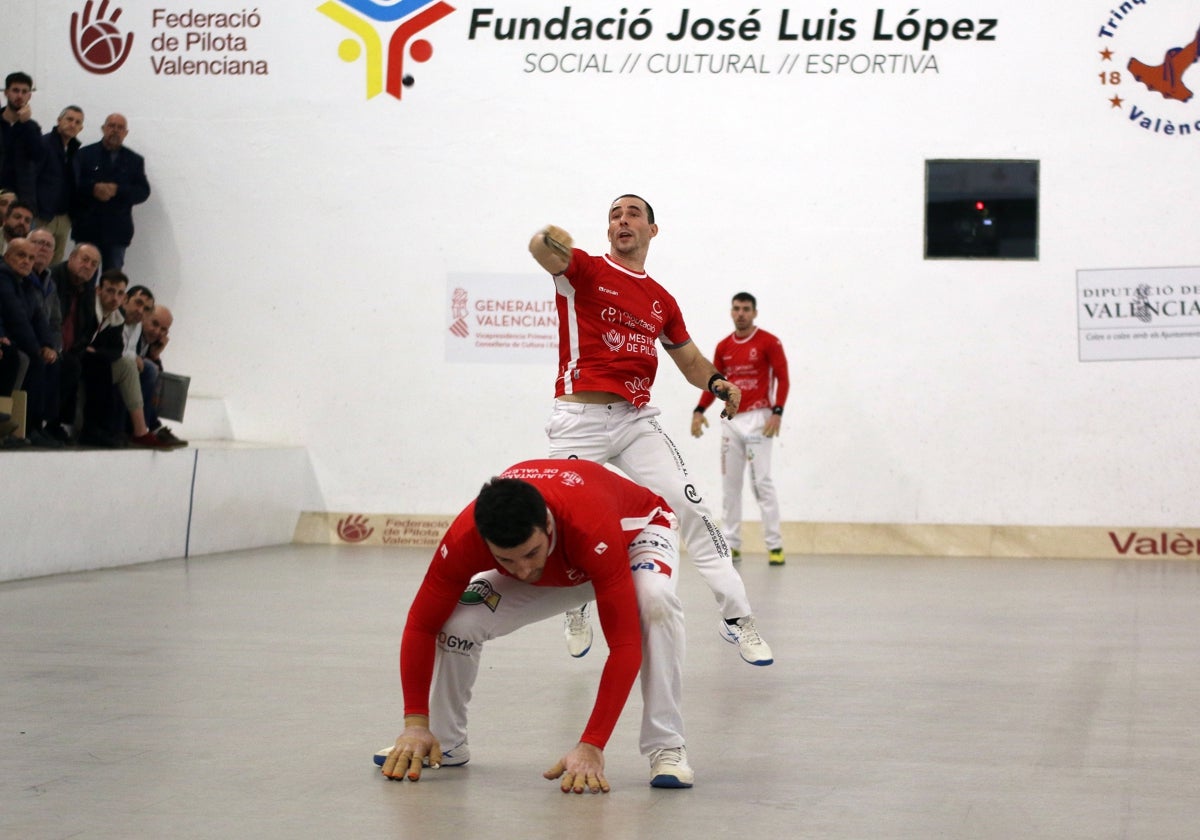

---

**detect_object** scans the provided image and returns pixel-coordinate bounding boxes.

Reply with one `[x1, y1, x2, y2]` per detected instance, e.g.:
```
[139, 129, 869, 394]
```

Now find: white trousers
[720, 408, 782, 551]
[429, 523, 686, 756]
[545, 400, 752, 619]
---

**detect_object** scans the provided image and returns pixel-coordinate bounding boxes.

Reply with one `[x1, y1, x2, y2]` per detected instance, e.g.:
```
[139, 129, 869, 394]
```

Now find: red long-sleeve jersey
[400, 459, 673, 749]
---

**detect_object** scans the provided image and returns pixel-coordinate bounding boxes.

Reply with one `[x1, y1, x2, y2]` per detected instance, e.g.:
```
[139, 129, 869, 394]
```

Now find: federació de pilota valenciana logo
[71, 0, 136, 74]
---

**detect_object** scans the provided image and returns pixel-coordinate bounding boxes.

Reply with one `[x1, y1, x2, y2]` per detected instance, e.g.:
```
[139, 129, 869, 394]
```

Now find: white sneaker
[649, 746, 694, 788]
[564, 604, 592, 658]
[719, 616, 774, 666]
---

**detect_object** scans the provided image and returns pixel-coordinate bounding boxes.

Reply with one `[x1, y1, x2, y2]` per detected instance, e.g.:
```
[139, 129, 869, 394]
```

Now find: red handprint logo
[71, 0, 135, 75]
[337, 514, 375, 543]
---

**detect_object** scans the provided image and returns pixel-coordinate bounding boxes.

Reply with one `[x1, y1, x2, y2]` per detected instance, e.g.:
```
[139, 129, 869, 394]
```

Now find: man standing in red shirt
[380, 459, 692, 791]
[692, 292, 791, 565]
[527, 196, 774, 667]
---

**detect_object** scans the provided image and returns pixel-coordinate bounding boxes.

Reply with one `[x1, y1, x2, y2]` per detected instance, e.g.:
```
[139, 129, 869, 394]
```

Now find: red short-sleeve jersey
[551, 249, 691, 407]
[698, 327, 790, 413]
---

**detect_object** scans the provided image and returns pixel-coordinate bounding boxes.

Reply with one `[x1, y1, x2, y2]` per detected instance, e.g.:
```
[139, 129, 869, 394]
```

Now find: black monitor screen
[925, 160, 1039, 260]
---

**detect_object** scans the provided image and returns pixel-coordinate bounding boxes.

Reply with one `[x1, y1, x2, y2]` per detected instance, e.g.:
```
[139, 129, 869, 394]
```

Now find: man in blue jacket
[73, 114, 150, 271]
[35, 105, 85, 265]
[0, 238, 60, 447]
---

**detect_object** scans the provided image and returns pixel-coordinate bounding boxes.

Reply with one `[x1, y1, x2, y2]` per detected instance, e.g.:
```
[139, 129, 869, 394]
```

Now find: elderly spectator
[137, 301, 185, 448]
[52, 242, 101, 433]
[73, 114, 150, 271]
[0, 237, 60, 447]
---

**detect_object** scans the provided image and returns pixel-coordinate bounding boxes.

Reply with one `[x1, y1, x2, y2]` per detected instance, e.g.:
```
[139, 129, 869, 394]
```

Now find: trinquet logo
[317, 0, 457, 100]
[71, 0, 136, 74]
[1096, 4, 1200, 138]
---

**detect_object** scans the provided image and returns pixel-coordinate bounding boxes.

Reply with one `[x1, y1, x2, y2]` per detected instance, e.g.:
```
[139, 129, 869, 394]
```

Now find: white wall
[5, 1, 1196, 526]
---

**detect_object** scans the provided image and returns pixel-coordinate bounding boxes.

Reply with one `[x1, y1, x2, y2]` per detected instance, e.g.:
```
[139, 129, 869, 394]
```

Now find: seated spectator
[27, 229, 61, 346]
[73, 270, 169, 449]
[0, 190, 16, 222]
[35, 105, 85, 265]
[137, 301, 185, 448]
[1, 306, 31, 448]
[0, 237, 61, 447]
[1, 199, 34, 255]
[53, 242, 101, 433]
[27, 228, 65, 441]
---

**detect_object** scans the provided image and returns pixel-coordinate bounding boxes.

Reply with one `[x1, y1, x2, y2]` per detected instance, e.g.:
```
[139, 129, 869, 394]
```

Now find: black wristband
[772, 406, 783, 416]
[706, 372, 728, 395]
[694, 406, 706, 414]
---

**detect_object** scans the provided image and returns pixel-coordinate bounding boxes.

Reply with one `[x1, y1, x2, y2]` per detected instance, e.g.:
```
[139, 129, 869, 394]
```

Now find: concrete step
[1, 432, 322, 583]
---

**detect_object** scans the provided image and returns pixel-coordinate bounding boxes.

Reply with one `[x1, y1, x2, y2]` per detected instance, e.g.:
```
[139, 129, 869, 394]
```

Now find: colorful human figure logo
[317, 0, 456, 100]
[70, 0, 135, 74]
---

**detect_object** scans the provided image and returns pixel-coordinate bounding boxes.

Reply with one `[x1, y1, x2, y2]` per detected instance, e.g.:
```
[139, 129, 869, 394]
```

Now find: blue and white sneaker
[649, 746, 694, 788]
[373, 741, 470, 768]
[564, 604, 592, 658]
[719, 616, 774, 666]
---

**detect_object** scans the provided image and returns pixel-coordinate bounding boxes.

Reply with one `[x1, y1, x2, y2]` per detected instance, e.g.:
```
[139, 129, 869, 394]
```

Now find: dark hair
[99, 269, 128, 288]
[732, 291, 757, 308]
[126, 284, 155, 302]
[611, 194, 655, 224]
[5, 200, 33, 218]
[59, 105, 84, 119]
[5, 72, 33, 89]
[473, 477, 548, 548]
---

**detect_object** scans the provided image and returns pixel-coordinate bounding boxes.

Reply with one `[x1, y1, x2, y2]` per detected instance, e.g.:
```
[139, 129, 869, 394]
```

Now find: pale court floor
[2, 544, 1198, 840]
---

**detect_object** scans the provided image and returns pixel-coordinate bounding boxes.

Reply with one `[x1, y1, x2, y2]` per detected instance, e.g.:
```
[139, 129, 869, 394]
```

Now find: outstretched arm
[666, 341, 741, 419]
[529, 225, 574, 274]
[381, 715, 444, 781]
[544, 742, 609, 794]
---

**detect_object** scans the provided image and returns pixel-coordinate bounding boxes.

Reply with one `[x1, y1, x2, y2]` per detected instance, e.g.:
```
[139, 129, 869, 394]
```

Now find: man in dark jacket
[0, 72, 43, 211]
[0, 238, 60, 446]
[73, 113, 150, 271]
[35, 105, 84, 265]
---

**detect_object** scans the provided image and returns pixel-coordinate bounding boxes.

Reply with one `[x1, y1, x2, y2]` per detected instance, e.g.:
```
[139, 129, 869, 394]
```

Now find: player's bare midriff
[558, 391, 629, 405]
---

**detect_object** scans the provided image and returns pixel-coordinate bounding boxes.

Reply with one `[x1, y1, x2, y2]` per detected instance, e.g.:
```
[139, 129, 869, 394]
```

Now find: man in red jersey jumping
[528, 195, 774, 667]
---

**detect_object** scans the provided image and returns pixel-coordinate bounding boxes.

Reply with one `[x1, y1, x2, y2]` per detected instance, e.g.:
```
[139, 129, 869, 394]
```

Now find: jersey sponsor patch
[458, 579, 502, 611]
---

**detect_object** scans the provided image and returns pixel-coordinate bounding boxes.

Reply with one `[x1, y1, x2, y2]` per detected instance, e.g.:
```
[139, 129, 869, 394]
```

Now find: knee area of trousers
[112, 356, 137, 383]
[435, 627, 483, 655]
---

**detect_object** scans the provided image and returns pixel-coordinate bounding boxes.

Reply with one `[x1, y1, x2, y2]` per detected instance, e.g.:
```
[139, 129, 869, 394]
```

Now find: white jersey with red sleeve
[697, 327, 790, 413]
[552, 249, 691, 407]
[399, 459, 674, 749]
